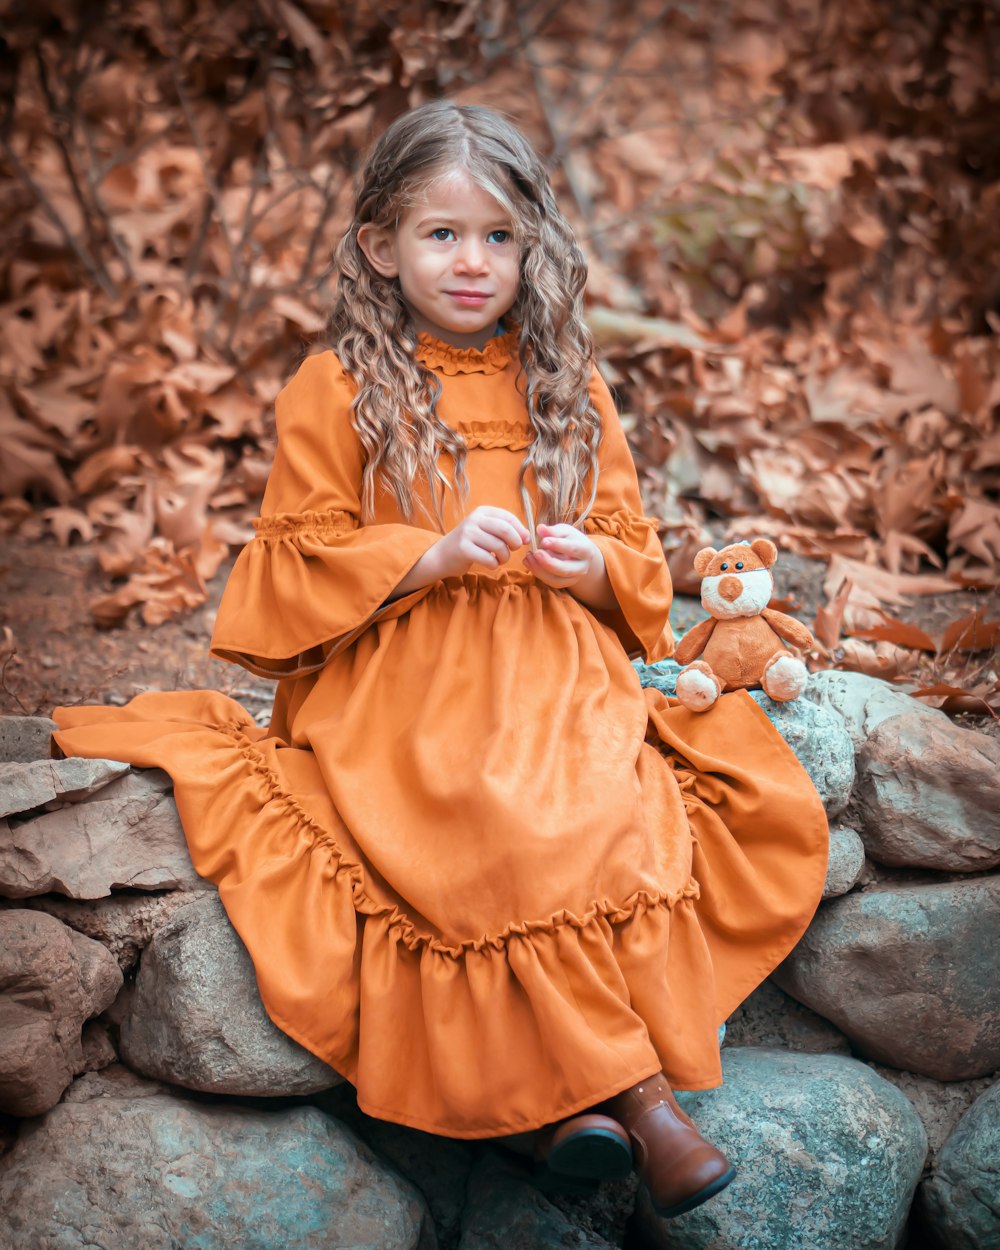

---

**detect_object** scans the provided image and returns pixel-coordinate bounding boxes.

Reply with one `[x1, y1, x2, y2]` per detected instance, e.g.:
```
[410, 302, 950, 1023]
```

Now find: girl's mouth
[447, 291, 491, 305]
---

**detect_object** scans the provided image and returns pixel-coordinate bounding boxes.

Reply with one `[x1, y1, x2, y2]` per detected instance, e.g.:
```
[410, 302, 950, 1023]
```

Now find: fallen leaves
[0, 0, 997, 723]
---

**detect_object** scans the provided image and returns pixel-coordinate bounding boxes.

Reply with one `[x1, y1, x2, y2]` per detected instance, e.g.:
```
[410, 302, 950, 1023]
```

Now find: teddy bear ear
[693, 546, 718, 576]
[750, 538, 778, 568]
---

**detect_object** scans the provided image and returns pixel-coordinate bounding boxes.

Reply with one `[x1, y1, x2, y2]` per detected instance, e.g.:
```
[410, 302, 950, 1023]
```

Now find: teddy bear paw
[762, 653, 808, 702]
[676, 663, 723, 712]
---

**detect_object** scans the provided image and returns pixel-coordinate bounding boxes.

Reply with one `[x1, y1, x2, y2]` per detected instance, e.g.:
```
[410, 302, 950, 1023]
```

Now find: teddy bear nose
[718, 574, 744, 602]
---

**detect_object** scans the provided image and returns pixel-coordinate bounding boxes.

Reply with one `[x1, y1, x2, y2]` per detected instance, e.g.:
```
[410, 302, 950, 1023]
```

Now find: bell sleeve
[583, 368, 674, 663]
[210, 351, 442, 679]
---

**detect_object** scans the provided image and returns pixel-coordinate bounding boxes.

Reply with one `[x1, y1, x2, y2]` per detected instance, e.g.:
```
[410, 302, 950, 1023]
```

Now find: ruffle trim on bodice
[416, 330, 518, 376]
[453, 419, 533, 451]
[229, 721, 700, 957]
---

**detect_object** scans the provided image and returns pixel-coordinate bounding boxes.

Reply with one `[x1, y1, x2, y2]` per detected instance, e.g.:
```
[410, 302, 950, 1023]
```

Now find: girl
[54, 101, 828, 1220]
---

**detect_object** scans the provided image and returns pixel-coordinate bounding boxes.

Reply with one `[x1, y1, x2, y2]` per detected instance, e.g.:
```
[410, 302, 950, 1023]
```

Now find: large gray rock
[0, 767, 208, 898]
[350, 1113, 475, 1250]
[0, 910, 122, 1116]
[748, 689, 855, 816]
[0, 1067, 428, 1250]
[855, 712, 1000, 871]
[774, 877, 1000, 1080]
[918, 1080, 1000, 1250]
[635, 660, 855, 814]
[634, 1048, 927, 1250]
[0, 755, 129, 818]
[459, 1153, 615, 1249]
[121, 892, 343, 1096]
[0, 714, 58, 763]
[803, 669, 940, 747]
[20, 889, 196, 970]
[804, 669, 1000, 869]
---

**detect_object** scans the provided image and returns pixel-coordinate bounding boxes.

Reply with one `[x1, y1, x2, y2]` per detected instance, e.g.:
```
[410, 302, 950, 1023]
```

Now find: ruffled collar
[416, 328, 518, 376]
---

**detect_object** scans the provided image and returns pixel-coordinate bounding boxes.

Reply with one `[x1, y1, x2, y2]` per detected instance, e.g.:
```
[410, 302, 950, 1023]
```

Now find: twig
[0, 648, 30, 716]
[0, 136, 118, 299]
[32, 43, 115, 292]
[224, 126, 273, 356]
[81, 117, 137, 283]
[513, 5, 609, 262]
[297, 162, 340, 287]
[158, 0, 245, 283]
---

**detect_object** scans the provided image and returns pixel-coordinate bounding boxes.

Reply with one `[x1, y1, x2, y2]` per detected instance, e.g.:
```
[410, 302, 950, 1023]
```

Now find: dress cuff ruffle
[585, 509, 674, 663]
[211, 511, 440, 679]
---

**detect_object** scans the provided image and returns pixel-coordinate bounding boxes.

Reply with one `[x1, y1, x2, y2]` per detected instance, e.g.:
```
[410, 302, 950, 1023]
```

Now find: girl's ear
[357, 224, 399, 279]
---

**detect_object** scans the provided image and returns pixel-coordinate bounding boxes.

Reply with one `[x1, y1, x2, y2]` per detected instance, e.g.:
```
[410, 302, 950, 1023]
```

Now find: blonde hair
[327, 100, 602, 528]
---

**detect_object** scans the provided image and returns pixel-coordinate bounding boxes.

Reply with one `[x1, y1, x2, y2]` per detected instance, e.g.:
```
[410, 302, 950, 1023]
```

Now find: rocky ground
[1, 653, 999, 1248]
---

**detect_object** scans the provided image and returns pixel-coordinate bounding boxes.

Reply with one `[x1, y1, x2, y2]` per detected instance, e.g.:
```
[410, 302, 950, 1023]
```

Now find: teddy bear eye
[720, 562, 728, 571]
[736, 561, 744, 570]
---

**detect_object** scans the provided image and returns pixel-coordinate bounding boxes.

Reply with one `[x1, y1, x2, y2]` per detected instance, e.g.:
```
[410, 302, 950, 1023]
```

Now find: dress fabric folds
[53, 332, 828, 1138]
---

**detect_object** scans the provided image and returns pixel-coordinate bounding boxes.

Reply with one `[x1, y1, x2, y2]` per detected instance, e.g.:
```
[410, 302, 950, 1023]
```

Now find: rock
[0, 756, 130, 818]
[823, 826, 866, 898]
[20, 889, 197, 969]
[351, 1114, 474, 1250]
[80, 1018, 118, 1073]
[0, 715, 58, 763]
[805, 673, 1000, 867]
[774, 877, 1000, 1080]
[635, 661, 855, 815]
[747, 690, 855, 816]
[635, 658, 680, 698]
[867, 1064, 998, 1162]
[918, 1079, 1000, 1250]
[0, 768, 208, 898]
[634, 1048, 926, 1250]
[0, 910, 122, 1116]
[0, 1067, 428, 1250]
[803, 669, 941, 747]
[724, 979, 852, 1056]
[854, 712, 1000, 871]
[120, 892, 343, 1096]
[459, 1153, 615, 1249]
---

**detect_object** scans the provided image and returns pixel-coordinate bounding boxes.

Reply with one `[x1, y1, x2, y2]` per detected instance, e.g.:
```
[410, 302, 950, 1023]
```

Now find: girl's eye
[431, 228, 455, 242]
[487, 229, 511, 244]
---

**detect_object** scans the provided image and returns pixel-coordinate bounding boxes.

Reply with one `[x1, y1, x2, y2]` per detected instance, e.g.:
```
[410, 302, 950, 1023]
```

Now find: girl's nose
[454, 238, 488, 274]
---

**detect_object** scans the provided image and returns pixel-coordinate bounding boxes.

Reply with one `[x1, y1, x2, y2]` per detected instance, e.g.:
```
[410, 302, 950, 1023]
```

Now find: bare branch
[157, 0, 245, 283]
[0, 134, 118, 299]
[513, 5, 609, 262]
[32, 44, 119, 297]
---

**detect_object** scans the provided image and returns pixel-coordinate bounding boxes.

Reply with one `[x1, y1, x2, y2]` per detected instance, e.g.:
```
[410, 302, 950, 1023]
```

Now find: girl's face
[358, 169, 521, 350]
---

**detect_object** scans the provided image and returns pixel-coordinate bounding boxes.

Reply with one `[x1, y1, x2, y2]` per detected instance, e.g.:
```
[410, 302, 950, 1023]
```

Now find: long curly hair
[327, 100, 602, 528]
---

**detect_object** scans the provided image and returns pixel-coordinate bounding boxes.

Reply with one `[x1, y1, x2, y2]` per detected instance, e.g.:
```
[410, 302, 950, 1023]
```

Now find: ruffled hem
[50, 692, 730, 1135]
[416, 329, 518, 375]
[214, 720, 702, 957]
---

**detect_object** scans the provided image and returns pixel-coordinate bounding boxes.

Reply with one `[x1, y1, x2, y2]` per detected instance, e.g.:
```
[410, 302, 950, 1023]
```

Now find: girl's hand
[433, 506, 530, 578]
[386, 507, 528, 602]
[524, 524, 616, 609]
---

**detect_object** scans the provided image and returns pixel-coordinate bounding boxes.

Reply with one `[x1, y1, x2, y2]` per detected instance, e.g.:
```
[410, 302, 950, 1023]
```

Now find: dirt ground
[1, 535, 996, 739]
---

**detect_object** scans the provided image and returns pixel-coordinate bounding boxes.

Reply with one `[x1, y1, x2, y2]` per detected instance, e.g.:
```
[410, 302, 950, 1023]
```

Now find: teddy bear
[673, 538, 815, 712]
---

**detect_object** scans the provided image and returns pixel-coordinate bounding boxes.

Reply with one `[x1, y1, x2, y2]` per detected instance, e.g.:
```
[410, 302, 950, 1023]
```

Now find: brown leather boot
[535, 1113, 633, 1180]
[605, 1073, 735, 1218]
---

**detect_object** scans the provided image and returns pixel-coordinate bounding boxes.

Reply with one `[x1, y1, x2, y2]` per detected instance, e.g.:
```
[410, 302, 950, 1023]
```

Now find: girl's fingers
[478, 508, 530, 545]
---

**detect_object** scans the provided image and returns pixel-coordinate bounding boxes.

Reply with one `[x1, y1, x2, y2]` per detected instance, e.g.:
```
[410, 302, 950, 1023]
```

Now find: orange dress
[53, 332, 827, 1138]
